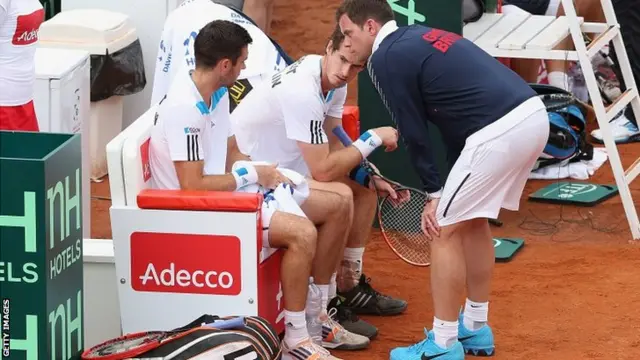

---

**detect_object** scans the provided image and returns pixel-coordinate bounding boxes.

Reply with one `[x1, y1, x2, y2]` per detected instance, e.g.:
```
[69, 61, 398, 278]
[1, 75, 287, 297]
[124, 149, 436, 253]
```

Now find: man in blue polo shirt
[336, 1, 550, 359]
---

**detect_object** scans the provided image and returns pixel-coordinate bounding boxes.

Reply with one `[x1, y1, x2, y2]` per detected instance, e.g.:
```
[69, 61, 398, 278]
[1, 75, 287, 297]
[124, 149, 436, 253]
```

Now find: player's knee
[289, 221, 317, 261]
[333, 182, 354, 213]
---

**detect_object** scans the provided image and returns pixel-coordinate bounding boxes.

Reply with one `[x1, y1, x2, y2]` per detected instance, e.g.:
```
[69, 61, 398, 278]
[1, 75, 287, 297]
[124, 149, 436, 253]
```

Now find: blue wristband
[349, 165, 370, 187]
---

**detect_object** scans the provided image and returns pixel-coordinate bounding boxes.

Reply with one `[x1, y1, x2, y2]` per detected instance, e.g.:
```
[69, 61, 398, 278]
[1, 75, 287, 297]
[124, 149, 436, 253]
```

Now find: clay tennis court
[90, 0, 640, 358]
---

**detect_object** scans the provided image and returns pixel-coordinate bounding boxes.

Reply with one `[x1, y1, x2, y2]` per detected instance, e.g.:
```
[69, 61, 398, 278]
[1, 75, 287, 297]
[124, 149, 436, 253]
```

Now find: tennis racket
[538, 93, 577, 112]
[333, 126, 433, 267]
[81, 317, 246, 359]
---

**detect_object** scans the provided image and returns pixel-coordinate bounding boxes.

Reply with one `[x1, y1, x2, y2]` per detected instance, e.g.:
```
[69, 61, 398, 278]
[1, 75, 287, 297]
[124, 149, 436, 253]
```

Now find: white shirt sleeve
[326, 86, 347, 119]
[0, 0, 9, 24]
[279, 87, 327, 145]
[150, 25, 173, 106]
[162, 104, 206, 162]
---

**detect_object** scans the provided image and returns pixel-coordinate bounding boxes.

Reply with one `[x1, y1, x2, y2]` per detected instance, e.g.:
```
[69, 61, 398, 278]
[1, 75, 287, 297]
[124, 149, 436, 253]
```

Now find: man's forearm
[180, 173, 238, 192]
[312, 145, 364, 182]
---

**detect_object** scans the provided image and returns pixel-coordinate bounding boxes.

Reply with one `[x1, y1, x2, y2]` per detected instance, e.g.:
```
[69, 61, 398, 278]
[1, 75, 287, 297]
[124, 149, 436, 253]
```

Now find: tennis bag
[530, 84, 594, 170]
[83, 315, 282, 360]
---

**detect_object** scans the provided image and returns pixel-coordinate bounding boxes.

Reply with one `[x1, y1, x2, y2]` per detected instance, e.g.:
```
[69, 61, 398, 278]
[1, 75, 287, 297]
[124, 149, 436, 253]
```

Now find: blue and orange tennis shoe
[390, 330, 464, 360]
[458, 314, 495, 356]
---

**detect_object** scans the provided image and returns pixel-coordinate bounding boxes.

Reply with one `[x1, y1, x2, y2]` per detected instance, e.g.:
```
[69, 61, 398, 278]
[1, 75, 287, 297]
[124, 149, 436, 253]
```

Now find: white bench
[105, 105, 284, 335]
[463, 13, 601, 61]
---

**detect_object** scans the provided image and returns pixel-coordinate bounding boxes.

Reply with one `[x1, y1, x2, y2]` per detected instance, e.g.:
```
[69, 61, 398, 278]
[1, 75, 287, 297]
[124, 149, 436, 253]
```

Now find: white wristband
[232, 164, 259, 189]
[352, 130, 382, 159]
[429, 189, 443, 199]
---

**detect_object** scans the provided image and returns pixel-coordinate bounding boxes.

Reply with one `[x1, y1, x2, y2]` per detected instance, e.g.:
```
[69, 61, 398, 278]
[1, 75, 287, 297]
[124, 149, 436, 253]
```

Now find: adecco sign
[130, 232, 242, 296]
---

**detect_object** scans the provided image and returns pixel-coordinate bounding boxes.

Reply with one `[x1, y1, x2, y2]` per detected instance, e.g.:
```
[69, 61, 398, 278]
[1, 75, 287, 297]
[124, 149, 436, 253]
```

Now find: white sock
[343, 247, 365, 276]
[463, 299, 489, 331]
[318, 284, 330, 310]
[284, 310, 309, 347]
[547, 71, 570, 91]
[329, 272, 337, 300]
[433, 317, 459, 349]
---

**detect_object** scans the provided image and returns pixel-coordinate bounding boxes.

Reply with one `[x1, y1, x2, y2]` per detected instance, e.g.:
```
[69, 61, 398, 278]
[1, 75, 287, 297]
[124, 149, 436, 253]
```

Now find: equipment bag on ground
[81, 315, 282, 360]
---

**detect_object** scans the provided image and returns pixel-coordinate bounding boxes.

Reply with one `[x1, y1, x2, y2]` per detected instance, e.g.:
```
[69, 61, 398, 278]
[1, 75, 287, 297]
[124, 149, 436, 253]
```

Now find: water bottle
[305, 277, 323, 346]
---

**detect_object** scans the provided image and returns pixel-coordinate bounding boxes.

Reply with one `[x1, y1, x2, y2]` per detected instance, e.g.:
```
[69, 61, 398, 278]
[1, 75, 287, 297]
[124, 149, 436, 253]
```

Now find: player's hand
[372, 127, 398, 152]
[421, 198, 441, 240]
[370, 176, 398, 199]
[254, 164, 293, 190]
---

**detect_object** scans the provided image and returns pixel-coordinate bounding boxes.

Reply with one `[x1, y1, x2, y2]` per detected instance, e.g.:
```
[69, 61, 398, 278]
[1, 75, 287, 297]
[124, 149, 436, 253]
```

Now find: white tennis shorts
[436, 96, 550, 226]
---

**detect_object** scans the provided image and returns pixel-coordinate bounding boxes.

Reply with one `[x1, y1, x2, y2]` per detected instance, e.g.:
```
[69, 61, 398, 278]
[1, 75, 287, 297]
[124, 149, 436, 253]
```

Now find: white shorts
[436, 97, 550, 226]
[259, 182, 310, 248]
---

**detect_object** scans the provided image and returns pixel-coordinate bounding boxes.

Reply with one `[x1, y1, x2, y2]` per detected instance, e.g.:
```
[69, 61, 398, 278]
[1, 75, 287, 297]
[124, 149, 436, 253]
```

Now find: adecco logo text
[130, 232, 242, 295]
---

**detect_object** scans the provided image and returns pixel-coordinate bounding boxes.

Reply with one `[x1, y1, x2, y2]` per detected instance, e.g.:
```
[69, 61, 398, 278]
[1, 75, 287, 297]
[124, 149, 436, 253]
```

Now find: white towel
[232, 160, 310, 218]
[528, 148, 609, 180]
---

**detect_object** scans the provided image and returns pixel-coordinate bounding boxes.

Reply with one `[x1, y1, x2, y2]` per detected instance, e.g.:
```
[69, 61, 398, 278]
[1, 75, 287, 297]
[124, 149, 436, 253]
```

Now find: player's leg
[266, 211, 338, 359]
[300, 180, 371, 350]
[457, 108, 548, 357]
[334, 178, 408, 317]
[391, 101, 549, 360]
[301, 184, 352, 303]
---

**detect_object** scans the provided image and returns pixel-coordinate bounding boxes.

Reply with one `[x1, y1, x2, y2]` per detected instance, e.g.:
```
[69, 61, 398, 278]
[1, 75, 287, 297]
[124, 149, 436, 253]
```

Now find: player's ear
[365, 19, 376, 35]
[325, 41, 333, 55]
[218, 58, 231, 72]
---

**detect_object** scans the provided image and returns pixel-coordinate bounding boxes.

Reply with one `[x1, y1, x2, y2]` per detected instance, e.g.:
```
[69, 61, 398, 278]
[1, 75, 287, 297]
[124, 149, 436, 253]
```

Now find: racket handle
[204, 316, 246, 330]
[332, 126, 355, 146]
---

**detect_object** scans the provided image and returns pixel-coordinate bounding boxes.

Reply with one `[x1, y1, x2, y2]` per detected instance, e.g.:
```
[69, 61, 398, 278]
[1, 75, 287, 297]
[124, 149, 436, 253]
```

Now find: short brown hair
[335, 0, 394, 27]
[194, 20, 252, 69]
[327, 25, 346, 52]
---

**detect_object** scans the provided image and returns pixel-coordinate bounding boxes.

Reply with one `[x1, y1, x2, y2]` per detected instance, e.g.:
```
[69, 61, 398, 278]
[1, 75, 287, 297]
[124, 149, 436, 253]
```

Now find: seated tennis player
[230, 26, 407, 341]
[336, 1, 550, 359]
[151, 0, 287, 108]
[148, 20, 352, 360]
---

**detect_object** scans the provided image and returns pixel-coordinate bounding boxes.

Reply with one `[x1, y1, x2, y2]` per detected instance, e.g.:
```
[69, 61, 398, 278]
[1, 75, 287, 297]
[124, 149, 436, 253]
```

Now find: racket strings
[378, 190, 431, 265]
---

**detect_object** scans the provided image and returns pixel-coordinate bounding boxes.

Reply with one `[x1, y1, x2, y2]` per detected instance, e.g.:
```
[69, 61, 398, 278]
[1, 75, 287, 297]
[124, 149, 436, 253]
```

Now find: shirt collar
[372, 20, 399, 54]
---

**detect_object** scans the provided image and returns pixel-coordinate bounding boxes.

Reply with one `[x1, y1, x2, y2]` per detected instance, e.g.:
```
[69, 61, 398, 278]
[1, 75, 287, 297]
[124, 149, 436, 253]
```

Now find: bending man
[336, 1, 550, 359]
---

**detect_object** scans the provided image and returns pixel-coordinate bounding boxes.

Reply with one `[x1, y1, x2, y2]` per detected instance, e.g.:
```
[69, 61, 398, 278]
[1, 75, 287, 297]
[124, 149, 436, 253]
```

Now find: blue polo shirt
[368, 23, 536, 193]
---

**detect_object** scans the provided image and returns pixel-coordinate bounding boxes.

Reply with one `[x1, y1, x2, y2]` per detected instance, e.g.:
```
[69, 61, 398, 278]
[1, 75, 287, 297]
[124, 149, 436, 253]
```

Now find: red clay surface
[90, 1, 640, 358]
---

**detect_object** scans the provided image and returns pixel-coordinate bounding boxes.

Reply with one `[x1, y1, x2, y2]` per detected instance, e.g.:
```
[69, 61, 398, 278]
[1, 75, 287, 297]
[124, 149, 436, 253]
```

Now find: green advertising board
[0, 131, 84, 360]
[357, 0, 464, 189]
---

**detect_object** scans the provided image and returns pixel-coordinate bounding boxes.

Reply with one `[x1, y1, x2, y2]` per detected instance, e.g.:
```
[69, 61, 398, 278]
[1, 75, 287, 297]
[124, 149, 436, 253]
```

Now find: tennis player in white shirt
[151, 0, 286, 110]
[0, 0, 44, 131]
[231, 27, 407, 342]
[149, 20, 369, 360]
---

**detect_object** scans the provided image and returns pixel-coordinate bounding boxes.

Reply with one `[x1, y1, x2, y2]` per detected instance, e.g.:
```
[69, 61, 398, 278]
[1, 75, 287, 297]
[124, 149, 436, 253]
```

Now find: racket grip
[332, 126, 355, 146]
[204, 316, 246, 330]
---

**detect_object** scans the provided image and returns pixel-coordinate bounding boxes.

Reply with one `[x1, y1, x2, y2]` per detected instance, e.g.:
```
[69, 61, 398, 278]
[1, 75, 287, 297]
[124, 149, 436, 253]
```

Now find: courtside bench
[462, 13, 602, 61]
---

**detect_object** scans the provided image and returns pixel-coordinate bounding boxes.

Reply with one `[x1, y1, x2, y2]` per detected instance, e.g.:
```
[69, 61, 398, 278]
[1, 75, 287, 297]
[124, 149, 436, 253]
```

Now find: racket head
[81, 331, 169, 360]
[376, 186, 432, 267]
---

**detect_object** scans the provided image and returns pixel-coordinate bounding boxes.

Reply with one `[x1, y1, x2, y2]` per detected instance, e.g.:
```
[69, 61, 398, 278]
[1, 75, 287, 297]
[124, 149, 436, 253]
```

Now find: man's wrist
[352, 130, 382, 159]
[428, 189, 443, 199]
[232, 164, 259, 189]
